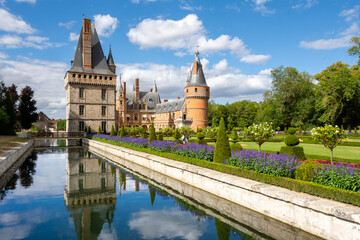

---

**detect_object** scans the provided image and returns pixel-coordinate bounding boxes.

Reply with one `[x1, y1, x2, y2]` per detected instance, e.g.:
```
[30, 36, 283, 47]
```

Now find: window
[79, 163, 84, 174]
[84, 75, 87, 78]
[120, 100, 123, 105]
[99, 76, 103, 80]
[101, 162, 106, 172]
[79, 88, 84, 98]
[79, 179, 83, 190]
[183, 114, 186, 120]
[79, 121, 85, 131]
[126, 117, 130, 121]
[101, 89, 106, 100]
[120, 93, 123, 97]
[110, 77, 112, 80]
[134, 114, 138, 120]
[101, 121, 106, 133]
[72, 74, 75, 77]
[173, 113, 175, 119]
[105, 76, 108, 80]
[186, 89, 188, 93]
[79, 105, 84, 116]
[89, 75, 92, 79]
[101, 178, 106, 189]
[195, 88, 198, 92]
[78, 74, 81, 78]
[101, 106, 106, 116]
[206, 89, 208, 92]
[94, 75, 97, 79]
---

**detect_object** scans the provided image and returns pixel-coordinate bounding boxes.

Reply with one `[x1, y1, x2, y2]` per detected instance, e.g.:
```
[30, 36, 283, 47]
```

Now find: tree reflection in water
[0, 151, 38, 200]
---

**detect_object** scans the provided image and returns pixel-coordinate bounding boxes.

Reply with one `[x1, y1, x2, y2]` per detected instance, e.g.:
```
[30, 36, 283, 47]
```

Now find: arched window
[195, 88, 197, 92]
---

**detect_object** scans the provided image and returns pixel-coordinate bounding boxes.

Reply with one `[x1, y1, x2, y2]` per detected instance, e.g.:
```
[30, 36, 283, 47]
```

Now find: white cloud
[0, 34, 63, 49]
[0, 56, 68, 119]
[117, 58, 271, 101]
[225, 4, 241, 12]
[58, 20, 76, 29]
[258, 68, 273, 75]
[128, 14, 270, 63]
[127, 14, 204, 50]
[299, 23, 359, 50]
[339, 5, 360, 22]
[179, 3, 202, 11]
[251, 0, 275, 15]
[69, 32, 79, 41]
[128, 208, 205, 240]
[131, 0, 157, 3]
[0, 8, 36, 34]
[14, 0, 36, 3]
[292, 0, 318, 10]
[240, 54, 271, 64]
[93, 14, 118, 37]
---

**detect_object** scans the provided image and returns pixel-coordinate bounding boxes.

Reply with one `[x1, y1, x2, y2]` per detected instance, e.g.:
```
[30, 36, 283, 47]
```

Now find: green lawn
[0, 135, 27, 156]
[234, 142, 360, 161]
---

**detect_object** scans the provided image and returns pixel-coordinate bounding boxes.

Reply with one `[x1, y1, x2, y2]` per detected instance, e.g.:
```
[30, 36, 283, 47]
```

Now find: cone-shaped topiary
[157, 132, 163, 141]
[87, 126, 91, 134]
[148, 122, 156, 143]
[213, 117, 231, 163]
[117, 128, 121, 136]
[174, 128, 181, 140]
[230, 130, 238, 141]
[110, 125, 116, 137]
[120, 125, 126, 138]
[97, 125, 101, 135]
[149, 186, 156, 206]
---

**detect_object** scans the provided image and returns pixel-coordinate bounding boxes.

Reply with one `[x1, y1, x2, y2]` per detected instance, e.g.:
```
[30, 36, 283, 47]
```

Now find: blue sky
[0, 0, 358, 119]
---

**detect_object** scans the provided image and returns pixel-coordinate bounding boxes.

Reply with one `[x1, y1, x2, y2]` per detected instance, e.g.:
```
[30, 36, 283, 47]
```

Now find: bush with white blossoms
[245, 122, 275, 151]
[311, 125, 346, 164]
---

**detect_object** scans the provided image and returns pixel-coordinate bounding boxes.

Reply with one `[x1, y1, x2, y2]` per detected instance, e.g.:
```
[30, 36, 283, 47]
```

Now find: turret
[107, 45, 116, 74]
[184, 51, 210, 130]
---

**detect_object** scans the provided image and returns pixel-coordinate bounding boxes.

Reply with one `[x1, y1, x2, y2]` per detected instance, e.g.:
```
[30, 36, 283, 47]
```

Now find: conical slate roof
[69, 24, 114, 75]
[187, 51, 208, 87]
[107, 46, 115, 66]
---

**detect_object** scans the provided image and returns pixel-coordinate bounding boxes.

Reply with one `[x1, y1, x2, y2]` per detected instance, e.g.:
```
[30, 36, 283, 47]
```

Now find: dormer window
[94, 76, 97, 79]
[72, 74, 75, 77]
[84, 75, 87, 78]
[89, 75, 92, 79]
[78, 74, 81, 78]
[105, 77, 108, 80]
[195, 88, 198, 92]
[110, 77, 112, 80]
[99, 76, 102, 80]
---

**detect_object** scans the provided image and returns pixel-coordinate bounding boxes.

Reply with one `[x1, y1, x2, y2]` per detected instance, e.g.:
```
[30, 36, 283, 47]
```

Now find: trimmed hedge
[88, 137, 360, 206]
[280, 146, 306, 160]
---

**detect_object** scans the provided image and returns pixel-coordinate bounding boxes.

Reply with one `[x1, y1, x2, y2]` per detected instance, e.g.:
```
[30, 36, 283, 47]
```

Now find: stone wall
[83, 138, 360, 240]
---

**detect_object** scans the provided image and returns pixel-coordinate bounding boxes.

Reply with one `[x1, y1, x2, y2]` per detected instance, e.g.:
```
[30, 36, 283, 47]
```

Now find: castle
[65, 18, 209, 133]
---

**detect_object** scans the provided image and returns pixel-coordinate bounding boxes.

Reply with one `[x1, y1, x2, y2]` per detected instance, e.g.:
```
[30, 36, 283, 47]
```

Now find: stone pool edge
[84, 138, 360, 240]
[0, 139, 34, 177]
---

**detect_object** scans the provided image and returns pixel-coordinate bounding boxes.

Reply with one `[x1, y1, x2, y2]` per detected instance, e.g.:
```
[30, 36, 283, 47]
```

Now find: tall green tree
[314, 62, 360, 129]
[18, 86, 37, 129]
[0, 81, 17, 135]
[348, 36, 360, 65]
[265, 66, 315, 128]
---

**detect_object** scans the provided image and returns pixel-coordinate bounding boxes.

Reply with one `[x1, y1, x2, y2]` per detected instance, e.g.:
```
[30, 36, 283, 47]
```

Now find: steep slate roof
[107, 47, 115, 66]
[69, 24, 114, 75]
[155, 99, 185, 113]
[126, 91, 161, 110]
[187, 51, 208, 87]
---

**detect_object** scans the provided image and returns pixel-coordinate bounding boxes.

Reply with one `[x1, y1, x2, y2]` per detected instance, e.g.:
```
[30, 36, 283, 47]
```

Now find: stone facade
[65, 18, 116, 133]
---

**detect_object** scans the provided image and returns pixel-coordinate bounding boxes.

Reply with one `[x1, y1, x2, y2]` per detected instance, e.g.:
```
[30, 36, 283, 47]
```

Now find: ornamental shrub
[110, 125, 116, 137]
[213, 117, 231, 163]
[280, 146, 306, 160]
[120, 125, 126, 138]
[87, 126, 91, 134]
[245, 122, 275, 151]
[311, 125, 346, 164]
[284, 127, 288, 134]
[285, 135, 300, 146]
[353, 128, 359, 138]
[174, 128, 181, 140]
[97, 126, 101, 135]
[230, 143, 242, 152]
[287, 127, 297, 135]
[230, 130, 238, 141]
[157, 132, 164, 141]
[295, 161, 318, 181]
[148, 123, 156, 143]
[196, 132, 205, 140]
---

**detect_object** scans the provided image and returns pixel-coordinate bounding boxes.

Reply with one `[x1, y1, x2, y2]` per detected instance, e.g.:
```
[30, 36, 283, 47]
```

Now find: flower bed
[300, 159, 360, 169]
[174, 143, 214, 161]
[225, 150, 300, 178]
[149, 140, 178, 153]
[92, 134, 148, 148]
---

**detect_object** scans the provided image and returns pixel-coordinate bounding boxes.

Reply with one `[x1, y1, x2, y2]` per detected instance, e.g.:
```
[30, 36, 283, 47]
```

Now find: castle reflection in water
[64, 149, 117, 240]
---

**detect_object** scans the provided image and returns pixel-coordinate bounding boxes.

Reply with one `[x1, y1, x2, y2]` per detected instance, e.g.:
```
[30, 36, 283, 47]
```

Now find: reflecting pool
[0, 146, 322, 240]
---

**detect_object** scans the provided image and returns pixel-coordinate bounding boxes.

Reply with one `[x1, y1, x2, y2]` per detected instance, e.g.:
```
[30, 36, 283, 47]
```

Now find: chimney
[135, 78, 140, 101]
[177, 97, 180, 100]
[164, 99, 168, 103]
[82, 18, 92, 69]
[150, 88, 153, 92]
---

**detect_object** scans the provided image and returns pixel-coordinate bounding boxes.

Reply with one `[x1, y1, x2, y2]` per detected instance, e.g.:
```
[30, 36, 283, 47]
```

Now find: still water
[0, 143, 322, 240]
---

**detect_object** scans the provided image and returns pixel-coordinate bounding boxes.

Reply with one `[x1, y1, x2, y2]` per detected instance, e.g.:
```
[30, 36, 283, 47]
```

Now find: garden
[88, 120, 360, 206]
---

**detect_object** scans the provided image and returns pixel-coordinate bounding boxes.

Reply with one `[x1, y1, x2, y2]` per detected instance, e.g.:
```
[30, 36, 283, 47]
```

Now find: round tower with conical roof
[184, 51, 210, 130]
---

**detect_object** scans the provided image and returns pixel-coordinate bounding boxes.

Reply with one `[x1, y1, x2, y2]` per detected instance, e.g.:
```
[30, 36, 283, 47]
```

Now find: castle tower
[117, 77, 126, 126]
[184, 51, 210, 130]
[64, 18, 117, 133]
